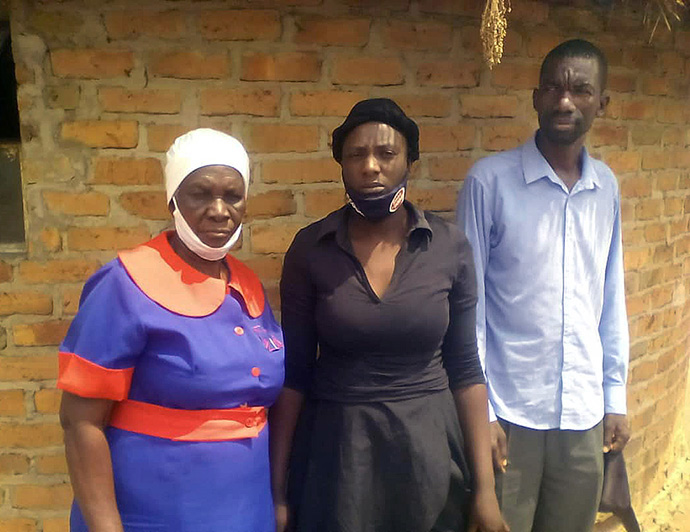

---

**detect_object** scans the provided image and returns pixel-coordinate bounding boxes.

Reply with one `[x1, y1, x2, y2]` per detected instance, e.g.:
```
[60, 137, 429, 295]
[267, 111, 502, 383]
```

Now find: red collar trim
[118, 232, 265, 318]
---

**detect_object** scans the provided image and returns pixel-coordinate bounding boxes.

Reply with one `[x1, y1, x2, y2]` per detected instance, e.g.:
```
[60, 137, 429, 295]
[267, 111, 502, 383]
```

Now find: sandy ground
[637, 456, 690, 532]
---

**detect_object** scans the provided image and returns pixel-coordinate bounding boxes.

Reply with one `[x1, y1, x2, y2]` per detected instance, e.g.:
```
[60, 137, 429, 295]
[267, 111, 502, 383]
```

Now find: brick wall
[1, 0, 688, 529]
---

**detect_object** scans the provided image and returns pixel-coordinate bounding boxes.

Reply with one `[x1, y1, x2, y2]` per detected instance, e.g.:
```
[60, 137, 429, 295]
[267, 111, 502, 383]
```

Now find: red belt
[109, 399, 267, 442]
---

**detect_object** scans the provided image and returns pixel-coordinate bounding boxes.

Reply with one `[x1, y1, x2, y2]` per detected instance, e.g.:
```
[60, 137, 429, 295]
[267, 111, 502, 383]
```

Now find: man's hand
[468, 487, 510, 532]
[490, 421, 508, 473]
[603, 413, 630, 453]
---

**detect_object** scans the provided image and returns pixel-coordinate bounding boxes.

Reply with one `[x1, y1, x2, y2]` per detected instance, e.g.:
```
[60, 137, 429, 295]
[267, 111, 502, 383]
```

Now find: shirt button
[251, 367, 261, 377]
[234, 326, 244, 336]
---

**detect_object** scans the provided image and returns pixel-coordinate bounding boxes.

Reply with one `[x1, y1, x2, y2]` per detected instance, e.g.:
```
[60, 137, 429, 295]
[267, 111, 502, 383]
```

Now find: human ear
[597, 93, 610, 117]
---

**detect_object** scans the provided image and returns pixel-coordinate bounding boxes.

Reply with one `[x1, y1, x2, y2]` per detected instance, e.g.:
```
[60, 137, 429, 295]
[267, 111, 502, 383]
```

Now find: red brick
[262, 158, 340, 184]
[509, 1, 549, 23]
[665, 197, 684, 216]
[0, 261, 12, 283]
[0, 356, 57, 382]
[343, 0, 410, 7]
[242, 256, 283, 282]
[92, 157, 163, 186]
[51, 49, 133, 79]
[61, 120, 138, 148]
[620, 99, 656, 120]
[654, 243, 674, 263]
[624, 47, 658, 70]
[62, 287, 82, 316]
[104, 10, 186, 39]
[332, 56, 404, 86]
[35, 454, 69, 475]
[482, 125, 533, 151]
[99, 87, 182, 114]
[420, 125, 475, 152]
[551, 6, 604, 32]
[13, 484, 72, 509]
[428, 156, 473, 181]
[460, 95, 520, 118]
[407, 186, 457, 211]
[589, 124, 628, 148]
[304, 189, 345, 218]
[0, 454, 30, 475]
[657, 101, 687, 124]
[246, 191, 296, 220]
[0, 293, 52, 316]
[604, 151, 640, 174]
[18, 260, 100, 284]
[0, 518, 36, 531]
[290, 90, 367, 117]
[199, 10, 281, 41]
[0, 390, 26, 416]
[644, 223, 667, 243]
[641, 76, 670, 97]
[417, 60, 480, 88]
[46, 85, 80, 109]
[655, 170, 680, 191]
[395, 94, 452, 118]
[631, 125, 664, 146]
[636, 199, 664, 220]
[608, 71, 637, 93]
[43, 191, 109, 216]
[621, 176, 652, 198]
[626, 293, 650, 316]
[295, 17, 370, 46]
[13, 320, 71, 347]
[418, 0, 480, 16]
[526, 33, 564, 59]
[491, 62, 540, 90]
[201, 88, 279, 117]
[241, 52, 320, 82]
[38, 228, 62, 253]
[119, 192, 169, 220]
[244, 124, 319, 153]
[67, 226, 150, 251]
[382, 21, 452, 51]
[147, 125, 193, 153]
[623, 247, 652, 269]
[150, 51, 229, 79]
[642, 150, 668, 171]
[43, 517, 69, 532]
[251, 223, 303, 254]
[34, 389, 62, 415]
[29, 9, 83, 38]
[661, 127, 685, 147]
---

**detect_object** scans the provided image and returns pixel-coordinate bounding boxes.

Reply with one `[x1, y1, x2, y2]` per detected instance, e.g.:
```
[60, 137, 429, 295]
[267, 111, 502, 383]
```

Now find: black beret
[331, 98, 419, 163]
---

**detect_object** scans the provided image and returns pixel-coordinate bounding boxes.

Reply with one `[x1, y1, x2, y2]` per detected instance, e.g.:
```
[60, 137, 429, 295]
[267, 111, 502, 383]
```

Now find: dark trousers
[494, 419, 604, 532]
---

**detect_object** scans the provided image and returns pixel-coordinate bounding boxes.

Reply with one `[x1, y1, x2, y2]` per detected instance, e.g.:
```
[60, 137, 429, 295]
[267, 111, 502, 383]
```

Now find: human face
[340, 122, 409, 195]
[533, 56, 609, 146]
[172, 165, 246, 248]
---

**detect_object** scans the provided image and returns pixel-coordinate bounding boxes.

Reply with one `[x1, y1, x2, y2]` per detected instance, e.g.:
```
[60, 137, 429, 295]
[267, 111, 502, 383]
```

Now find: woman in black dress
[270, 99, 507, 532]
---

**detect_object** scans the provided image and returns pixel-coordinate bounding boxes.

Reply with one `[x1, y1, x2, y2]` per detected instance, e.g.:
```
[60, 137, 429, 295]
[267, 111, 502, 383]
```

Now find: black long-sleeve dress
[280, 202, 485, 532]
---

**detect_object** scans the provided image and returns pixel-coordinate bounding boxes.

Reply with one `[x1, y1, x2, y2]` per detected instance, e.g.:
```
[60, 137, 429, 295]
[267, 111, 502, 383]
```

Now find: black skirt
[288, 389, 472, 532]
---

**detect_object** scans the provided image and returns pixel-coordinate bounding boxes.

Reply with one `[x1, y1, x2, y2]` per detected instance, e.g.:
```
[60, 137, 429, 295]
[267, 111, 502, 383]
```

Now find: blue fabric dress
[58, 232, 285, 531]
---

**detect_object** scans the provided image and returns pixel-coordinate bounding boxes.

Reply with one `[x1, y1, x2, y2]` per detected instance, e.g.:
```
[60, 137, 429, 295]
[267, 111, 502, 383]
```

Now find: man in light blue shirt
[457, 39, 630, 532]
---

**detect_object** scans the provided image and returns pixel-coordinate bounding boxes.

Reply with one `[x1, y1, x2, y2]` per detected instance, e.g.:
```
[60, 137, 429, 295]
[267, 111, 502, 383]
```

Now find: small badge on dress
[252, 325, 284, 352]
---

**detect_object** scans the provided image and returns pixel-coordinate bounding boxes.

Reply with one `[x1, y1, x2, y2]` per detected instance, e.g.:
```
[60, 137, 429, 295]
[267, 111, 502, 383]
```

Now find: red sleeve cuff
[58, 351, 134, 401]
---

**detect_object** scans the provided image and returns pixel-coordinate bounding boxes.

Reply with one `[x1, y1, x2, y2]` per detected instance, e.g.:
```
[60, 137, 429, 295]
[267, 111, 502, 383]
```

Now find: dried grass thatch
[480, 0, 690, 68]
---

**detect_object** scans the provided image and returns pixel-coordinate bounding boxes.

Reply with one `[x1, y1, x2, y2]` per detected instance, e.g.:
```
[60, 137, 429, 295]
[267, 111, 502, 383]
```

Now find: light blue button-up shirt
[457, 134, 629, 431]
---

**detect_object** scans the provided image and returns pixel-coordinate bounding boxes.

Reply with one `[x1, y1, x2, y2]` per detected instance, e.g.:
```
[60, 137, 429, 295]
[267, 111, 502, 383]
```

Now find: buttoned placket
[560, 178, 590, 426]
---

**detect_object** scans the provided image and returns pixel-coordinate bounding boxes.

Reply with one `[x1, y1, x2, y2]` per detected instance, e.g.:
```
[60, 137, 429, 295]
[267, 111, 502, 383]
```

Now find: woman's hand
[274, 499, 291, 532]
[468, 487, 510, 532]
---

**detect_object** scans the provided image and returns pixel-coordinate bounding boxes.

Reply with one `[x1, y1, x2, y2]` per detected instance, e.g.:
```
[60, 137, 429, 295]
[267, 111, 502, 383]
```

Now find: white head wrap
[164, 128, 250, 203]
[164, 128, 250, 261]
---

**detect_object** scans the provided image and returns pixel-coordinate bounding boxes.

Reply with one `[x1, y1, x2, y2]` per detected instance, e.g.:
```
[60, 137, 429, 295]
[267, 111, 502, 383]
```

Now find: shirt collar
[315, 201, 434, 244]
[522, 132, 601, 191]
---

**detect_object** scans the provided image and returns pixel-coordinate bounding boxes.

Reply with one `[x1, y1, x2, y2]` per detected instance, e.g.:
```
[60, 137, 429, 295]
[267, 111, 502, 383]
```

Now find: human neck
[168, 232, 227, 280]
[535, 130, 585, 191]
[348, 206, 409, 243]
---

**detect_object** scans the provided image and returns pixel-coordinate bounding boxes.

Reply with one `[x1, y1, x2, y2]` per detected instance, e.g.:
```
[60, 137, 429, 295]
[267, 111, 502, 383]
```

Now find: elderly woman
[58, 129, 284, 531]
[270, 99, 507, 532]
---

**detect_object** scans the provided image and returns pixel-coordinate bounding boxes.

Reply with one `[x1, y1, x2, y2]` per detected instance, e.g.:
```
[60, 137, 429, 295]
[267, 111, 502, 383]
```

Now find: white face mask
[171, 197, 242, 262]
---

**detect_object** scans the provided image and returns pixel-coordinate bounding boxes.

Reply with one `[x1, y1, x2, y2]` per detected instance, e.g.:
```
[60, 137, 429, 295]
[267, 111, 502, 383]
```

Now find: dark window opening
[0, 20, 25, 246]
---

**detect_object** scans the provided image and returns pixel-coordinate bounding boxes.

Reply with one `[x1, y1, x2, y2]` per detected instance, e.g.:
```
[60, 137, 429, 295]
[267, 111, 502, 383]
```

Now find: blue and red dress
[58, 232, 285, 531]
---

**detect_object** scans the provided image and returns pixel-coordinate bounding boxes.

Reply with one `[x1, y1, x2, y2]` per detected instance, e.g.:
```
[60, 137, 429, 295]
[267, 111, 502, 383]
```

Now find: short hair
[540, 39, 608, 90]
